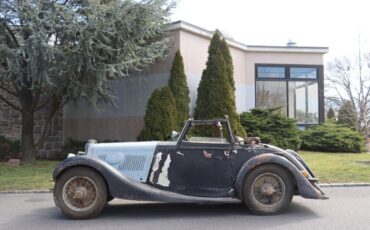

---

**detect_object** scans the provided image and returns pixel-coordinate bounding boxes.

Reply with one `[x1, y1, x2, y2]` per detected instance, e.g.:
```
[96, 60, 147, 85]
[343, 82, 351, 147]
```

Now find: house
[0, 21, 328, 158]
[63, 21, 328, 142]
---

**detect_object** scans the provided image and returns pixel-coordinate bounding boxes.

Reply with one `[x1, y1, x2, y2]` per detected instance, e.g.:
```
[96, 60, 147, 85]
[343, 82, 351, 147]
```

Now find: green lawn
[0, 160, 59, 191]
[299, 151, 370, 183]
[0, 151, 370, 191]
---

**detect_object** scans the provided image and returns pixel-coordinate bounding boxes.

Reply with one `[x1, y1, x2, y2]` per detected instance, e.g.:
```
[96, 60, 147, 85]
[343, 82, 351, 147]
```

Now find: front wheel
[243, 164, 293, 215]
[54, 167, 107, 219]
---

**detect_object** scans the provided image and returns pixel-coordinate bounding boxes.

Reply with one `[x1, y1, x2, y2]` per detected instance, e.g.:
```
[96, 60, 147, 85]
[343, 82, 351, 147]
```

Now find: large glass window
[288, 82, 319, 124]
[255, 65, 321, 125]
[256, 81, 287, 113]
[257, 67, 285, 78]
[290, 67, 317, 79]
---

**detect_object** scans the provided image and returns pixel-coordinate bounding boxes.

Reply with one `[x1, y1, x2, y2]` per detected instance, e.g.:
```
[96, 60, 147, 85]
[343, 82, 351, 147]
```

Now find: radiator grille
[98, 154, 106, 161]
[119, 155, 146, 171]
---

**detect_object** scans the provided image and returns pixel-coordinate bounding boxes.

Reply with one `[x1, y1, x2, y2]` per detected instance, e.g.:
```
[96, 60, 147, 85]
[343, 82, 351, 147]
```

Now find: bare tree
[326, 53, 370, 137]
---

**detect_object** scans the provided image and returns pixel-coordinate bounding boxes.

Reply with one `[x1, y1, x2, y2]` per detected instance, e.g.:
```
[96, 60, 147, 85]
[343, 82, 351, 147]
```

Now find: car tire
[54, 167, 107, 219]
[243, 164, 293, 215]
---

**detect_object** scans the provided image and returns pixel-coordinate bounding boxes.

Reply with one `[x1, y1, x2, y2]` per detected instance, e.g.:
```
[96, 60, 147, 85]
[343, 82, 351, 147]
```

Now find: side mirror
[171, 131, 179, 141]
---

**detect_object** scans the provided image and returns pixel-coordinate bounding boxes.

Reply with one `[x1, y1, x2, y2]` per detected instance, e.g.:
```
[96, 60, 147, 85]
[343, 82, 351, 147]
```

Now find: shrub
[327, 107, 336, 120]
[300, 122, 365, 153]
[169, 50, 190, 129]
[337, 100, 357, 129]
[0, 136, 20, 161]
[138, 87, 177, 141]
[240, 108, 301, 150]
[194, 31, 246, 137]
[62, 138, 86, 153]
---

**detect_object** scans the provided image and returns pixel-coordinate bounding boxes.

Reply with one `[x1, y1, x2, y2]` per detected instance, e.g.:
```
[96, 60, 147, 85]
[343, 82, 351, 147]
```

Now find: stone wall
[0, 90, 63, 159]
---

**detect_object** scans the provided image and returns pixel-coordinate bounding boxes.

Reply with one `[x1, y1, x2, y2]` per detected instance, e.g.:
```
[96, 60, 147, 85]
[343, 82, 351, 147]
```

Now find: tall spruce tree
[194, 32, 246, 137]
[338, 100, 358, 129]
[169, 50, 190, 129]
[138, 87, 177, 141]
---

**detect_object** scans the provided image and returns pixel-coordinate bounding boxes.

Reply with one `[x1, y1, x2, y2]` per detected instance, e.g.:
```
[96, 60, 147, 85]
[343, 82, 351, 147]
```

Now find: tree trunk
[20, 87, 36, 162]
[21, 109, 36, 162]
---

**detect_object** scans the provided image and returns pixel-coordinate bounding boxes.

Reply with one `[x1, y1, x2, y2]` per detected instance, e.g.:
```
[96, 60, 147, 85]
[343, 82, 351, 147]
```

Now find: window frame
[255, 64, 324, 126]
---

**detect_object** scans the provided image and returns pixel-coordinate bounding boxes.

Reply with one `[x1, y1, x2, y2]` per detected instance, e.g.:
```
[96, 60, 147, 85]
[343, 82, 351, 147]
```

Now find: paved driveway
[0, 187, 369, 230]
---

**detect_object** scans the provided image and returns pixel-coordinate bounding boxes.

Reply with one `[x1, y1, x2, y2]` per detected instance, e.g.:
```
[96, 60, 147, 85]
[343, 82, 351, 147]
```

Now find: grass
[299, 151, 370, 183]
[0, 160, 59, 191]
[1, 151, 370, 190]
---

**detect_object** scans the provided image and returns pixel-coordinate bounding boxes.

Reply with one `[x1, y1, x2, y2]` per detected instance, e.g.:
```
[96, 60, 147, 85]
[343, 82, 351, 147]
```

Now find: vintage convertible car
[53, 118, 327, 219]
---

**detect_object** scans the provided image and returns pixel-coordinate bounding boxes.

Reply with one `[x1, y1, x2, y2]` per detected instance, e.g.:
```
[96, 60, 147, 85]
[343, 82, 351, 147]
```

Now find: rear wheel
[243, 164, 293, 215]
[54, 167, 107, 219]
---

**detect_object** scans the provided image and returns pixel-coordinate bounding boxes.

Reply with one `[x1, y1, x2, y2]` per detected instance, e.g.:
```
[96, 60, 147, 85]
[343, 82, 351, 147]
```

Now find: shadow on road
[97, 201, 318, 220]
[2, 200, 320, 230]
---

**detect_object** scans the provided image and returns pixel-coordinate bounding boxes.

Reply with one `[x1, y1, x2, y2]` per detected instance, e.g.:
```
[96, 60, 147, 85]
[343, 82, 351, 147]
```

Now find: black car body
[53, 118, 327, 219]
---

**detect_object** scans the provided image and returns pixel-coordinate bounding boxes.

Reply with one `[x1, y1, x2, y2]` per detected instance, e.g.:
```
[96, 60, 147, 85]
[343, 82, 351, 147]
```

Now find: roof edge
[168, 21, 329, 54]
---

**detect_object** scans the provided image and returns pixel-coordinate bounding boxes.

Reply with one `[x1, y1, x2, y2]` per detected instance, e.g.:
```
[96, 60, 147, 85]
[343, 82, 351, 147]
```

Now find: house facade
[0, 21, 328, 158]
[63, 21, 328, 143]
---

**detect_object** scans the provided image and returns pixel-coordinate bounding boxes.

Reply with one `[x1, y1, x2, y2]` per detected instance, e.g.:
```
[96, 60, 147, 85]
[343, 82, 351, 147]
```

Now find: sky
[171, 0, 370, 62]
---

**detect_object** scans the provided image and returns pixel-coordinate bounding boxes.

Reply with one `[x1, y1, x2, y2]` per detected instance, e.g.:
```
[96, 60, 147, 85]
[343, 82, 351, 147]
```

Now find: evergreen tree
[220, 38, 235, 91]
[0, 0, 172, 161]
[169, 50, 190, 129]
[194, 32, 246, 137]
[327, 107, 336, 121]
[338, 100, 358, 129]
[138, 87, 177, 141]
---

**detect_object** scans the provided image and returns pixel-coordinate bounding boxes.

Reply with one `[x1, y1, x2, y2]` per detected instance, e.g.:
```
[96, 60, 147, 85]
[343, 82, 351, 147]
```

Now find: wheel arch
[235, 153, 323, 200]
[54, 164, 112, 199]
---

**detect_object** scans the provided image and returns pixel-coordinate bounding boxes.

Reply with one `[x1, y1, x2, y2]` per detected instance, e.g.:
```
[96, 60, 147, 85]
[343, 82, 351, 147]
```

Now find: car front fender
[234, 153, 328, 200]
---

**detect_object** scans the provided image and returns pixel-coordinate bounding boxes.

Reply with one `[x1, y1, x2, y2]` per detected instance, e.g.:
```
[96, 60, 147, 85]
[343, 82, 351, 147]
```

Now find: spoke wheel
[54, 167, 107, 219]
[62, 176, 98, 212]
[243, 164, 293, 215]
[251, 173, 285, 207]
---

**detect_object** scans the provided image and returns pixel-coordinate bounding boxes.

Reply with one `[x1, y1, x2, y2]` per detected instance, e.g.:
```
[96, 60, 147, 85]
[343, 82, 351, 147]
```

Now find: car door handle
[176, 151, 184, 156]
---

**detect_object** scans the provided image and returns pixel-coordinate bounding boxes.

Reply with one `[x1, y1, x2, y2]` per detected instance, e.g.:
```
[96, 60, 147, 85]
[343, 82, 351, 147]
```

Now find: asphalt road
[0, 187, 369, 230]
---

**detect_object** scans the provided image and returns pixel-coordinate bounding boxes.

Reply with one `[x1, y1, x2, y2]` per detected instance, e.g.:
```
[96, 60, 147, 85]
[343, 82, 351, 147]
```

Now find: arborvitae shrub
[194, 31, 246, 137]
[169, 50, 190, 129]
[138, 87, 177, 141]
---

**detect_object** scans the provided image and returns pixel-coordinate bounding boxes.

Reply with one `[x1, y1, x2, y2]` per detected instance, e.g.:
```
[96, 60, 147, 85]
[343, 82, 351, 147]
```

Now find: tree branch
[1, 19, 20, 47]
[0, 93, 21, 111]
[0, 85, 18, 98]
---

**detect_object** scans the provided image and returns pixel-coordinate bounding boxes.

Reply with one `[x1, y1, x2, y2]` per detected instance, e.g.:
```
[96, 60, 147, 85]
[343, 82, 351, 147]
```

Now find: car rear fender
[235, 153, 327, 200]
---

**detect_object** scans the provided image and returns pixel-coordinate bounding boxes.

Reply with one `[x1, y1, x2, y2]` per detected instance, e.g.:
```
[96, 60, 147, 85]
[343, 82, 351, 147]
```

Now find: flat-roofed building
[63, 21, 328, 142]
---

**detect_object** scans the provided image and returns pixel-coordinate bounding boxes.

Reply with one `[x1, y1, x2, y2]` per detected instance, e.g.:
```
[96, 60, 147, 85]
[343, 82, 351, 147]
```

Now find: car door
[168, 121, 235, 197]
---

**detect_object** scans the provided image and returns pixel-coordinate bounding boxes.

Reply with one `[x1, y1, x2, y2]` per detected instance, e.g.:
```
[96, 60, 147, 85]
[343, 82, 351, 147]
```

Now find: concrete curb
[0, 189, 52, 194]
[1, 183, 370, 194]
[319, 183, 370, 187]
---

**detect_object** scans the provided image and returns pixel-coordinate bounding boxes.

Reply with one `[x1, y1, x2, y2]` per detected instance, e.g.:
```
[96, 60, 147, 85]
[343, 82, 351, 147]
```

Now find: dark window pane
[290, 67, 317, 79]
[288, 82, 318, 124]
[257, 67, 285, 78]
[256, 81, 287, 114]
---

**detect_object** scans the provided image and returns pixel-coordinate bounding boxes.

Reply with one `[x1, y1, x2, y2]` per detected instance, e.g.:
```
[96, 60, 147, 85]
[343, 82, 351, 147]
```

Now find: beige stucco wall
[245, 52, 324, 84]
[179, 30, 248, 85]
[63, 25, 326, 142]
